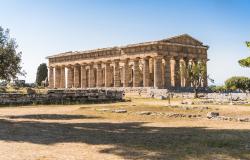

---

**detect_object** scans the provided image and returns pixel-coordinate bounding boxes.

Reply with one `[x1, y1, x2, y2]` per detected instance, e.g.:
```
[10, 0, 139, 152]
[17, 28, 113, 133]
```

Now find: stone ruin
[0, 89, 124, 106]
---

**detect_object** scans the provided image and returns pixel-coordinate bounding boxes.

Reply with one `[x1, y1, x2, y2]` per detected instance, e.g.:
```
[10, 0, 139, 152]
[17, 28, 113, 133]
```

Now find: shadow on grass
[0, 118, 249, 159]
[6, 114, 100, 120]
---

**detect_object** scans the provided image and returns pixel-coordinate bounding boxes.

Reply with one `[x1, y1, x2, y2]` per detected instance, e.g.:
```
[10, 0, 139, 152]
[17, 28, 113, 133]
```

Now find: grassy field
[0, 97, 250, 160]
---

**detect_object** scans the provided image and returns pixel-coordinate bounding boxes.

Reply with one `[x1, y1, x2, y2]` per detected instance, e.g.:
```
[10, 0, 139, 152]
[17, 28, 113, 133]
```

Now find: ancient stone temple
[47, 34, 208, 89]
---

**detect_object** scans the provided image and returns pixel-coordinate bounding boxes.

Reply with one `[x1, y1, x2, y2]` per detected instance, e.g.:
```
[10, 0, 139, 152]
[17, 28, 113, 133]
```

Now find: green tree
[0, 26, 24, 81]
[225, 76, 250, 92]
[238, 57, 250, 67]
[185, 61, 211, 98]
[35, 63, 48, 86]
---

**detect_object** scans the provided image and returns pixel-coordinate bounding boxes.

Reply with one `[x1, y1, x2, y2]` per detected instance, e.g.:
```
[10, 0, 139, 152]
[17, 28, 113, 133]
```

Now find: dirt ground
[0, 97, 250, 160]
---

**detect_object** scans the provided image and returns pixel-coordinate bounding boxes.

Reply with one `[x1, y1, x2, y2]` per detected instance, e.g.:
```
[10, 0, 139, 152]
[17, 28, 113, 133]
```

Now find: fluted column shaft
[164, 58, 171, 88]
[81, 64, 87, 88]
[154, 56, 162, 88]
[49, 67, 54, 88]
[55, 66, 61, 88]
[105, 62, 112, 87]
[114, 60, 121, 87]
[89, 63, 95, 88]
[180, 58, 186, 87]
[133, 58, 140, 87]
[73, 65, 80, 88]
[96, 62, 103, 87]
[60, 66, 65, 88]
[67, 66, 73, 88]
[123, 59, 129, 87]
[143, 58, 150, 87]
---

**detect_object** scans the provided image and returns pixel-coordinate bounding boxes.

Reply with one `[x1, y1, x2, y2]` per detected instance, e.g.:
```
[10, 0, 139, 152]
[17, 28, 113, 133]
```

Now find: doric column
[133, 58, 140, 87]
[143, 57, 150, 87]
[185, 59, 192, 87]
[49, 66, 54, 88]
[170, 57, 181, 87]
[81, 64, 87, 88]
[123, 59, 129, 87]
[96, 62, 103, 87]
[114, 59, 121, 87]
[180, 58, 186, 87]
[164, 57, 171, 88]
[54, 66, 61, 88]
[154, 56, 163, 88]
[88, 63, 95, 88]
[67, 65, 73, 88]
[105, 61, 112, 87]
[60, 65, 65, 88]
[73, 64, 80, 88]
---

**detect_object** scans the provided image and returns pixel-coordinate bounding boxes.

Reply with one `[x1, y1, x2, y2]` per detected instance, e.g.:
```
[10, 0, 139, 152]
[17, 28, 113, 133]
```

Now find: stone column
[67, 65, 73, 88]
[170, 57, 181, 87]
[180, 58, 186, 87]
[123, 59, 129, 87]
[89, 63, 95, 88]
[143, 57, 150, 87]
[154, 56, 163, 88]
[105, 61, 112, 87]
[81, 64, 87, 88]
[133, 58, 140, 87]
[114, 59, 121, 87]
[164, 57, 171, 88]
[49, 66, 54, 88]
[60, 65, 65, 88]
[54, 66, 61, 88]
[73, 64, 80, 88]
[185, 59, 192, 87]
[96, 62, 103, 87]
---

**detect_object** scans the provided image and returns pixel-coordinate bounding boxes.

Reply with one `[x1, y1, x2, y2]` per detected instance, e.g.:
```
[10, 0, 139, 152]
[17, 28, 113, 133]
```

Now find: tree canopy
[184, 61, 211, 98]
[238, 57, 250, 67]
[0, 26, 24, 81]
[225, 76, 250, 92]
[35, 63, 48, 86]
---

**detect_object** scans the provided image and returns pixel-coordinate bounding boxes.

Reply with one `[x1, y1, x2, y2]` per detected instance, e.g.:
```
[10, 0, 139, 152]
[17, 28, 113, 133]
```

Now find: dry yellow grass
[0, 97, 250, 160]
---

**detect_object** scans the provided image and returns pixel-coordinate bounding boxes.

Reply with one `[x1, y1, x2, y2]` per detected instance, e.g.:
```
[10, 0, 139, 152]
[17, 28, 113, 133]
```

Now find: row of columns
[49, 56, 207, 89]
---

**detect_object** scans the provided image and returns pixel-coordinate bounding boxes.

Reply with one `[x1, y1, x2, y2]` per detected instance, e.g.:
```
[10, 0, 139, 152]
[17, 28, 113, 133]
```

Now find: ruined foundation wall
[0, 89, 124, 106]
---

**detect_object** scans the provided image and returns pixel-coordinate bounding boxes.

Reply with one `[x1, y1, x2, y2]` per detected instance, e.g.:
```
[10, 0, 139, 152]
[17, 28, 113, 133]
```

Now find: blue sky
[0, 0, 250, 84]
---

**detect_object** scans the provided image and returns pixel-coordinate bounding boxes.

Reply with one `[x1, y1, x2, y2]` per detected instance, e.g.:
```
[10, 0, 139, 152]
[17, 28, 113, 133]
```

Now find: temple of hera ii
[47, 34, 208, 89]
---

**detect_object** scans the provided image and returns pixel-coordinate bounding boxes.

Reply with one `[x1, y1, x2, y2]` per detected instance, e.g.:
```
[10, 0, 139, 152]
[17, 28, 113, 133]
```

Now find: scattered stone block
[207, 112, 219, 119]
[113, 109, 127, 113]
[137, 111, 152, 115]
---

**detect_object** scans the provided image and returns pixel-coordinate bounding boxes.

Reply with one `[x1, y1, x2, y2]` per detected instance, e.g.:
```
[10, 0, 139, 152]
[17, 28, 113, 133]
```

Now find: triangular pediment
[161, 34, 203, 46]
